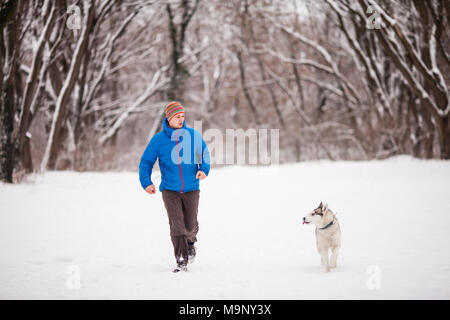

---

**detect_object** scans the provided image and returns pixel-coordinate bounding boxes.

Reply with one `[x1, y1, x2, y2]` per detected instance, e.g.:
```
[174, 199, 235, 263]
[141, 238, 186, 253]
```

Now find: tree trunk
[166, 0, 199, 101]
[21, 137, 33, 173]
[0, 0, 21, 183]
[1, 81, 17, 183]
[438, 116, 450, 159]
[237, 50, 261, 126]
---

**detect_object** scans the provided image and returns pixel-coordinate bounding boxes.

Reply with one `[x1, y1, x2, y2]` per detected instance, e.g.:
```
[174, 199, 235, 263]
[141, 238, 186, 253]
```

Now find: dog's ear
[318, 202, 323, 209]
[322, 203, 328, 213]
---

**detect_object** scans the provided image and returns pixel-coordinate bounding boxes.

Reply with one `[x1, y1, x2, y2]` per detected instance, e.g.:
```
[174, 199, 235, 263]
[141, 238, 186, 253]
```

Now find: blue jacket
[139, 118, 210, 193]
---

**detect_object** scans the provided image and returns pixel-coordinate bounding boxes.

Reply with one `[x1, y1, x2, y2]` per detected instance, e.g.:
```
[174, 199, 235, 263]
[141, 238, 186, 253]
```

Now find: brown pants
[161, 190, 200, 263]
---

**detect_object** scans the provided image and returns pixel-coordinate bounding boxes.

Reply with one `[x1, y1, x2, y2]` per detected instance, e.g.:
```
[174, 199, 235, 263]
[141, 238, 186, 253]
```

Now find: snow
[1, 156, 450, 299]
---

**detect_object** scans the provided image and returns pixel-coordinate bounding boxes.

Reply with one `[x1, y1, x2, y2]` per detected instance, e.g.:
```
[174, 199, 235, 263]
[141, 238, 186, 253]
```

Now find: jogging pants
[161, 190, 200, 262]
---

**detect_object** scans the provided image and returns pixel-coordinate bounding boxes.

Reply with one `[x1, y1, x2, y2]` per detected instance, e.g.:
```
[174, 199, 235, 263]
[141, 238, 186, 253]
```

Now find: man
[139, 101, 210, 273]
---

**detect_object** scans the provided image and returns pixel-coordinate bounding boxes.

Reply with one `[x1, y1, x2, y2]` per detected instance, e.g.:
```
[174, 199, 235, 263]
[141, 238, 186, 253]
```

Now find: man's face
[168, 113, 185, 129]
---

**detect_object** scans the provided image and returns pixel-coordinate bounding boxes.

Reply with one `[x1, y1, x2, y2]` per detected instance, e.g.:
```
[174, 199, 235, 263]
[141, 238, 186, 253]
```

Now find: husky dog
[303, 202, 341, 272]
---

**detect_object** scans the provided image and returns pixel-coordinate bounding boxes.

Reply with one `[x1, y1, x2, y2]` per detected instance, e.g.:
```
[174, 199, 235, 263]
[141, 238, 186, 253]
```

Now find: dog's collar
[319, 219, 335, 230]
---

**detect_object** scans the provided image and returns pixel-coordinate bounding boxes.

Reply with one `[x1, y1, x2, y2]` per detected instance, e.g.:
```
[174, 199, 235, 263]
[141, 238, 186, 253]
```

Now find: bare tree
[40, 0, 96, 171]
[324, 0, 449, 158]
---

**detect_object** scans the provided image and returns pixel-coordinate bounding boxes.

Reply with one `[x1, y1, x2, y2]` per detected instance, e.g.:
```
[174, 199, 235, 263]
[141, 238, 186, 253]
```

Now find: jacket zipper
[175, 129, 184, 193]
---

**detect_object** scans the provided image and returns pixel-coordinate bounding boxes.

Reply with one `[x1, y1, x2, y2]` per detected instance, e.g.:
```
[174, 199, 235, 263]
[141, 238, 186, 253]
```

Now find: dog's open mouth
[302, 220, 310, 225]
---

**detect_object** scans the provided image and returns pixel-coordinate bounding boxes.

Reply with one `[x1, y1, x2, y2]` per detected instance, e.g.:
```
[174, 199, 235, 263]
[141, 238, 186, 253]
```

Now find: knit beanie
[165, 101, 185, 122]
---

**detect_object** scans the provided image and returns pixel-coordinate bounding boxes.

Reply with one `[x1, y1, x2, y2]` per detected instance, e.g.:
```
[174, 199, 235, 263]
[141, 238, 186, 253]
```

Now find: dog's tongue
[302, 220, 306, 225]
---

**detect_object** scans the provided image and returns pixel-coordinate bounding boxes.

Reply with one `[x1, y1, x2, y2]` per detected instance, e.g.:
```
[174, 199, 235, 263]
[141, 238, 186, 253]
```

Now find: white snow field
[1, 156, 450, 299]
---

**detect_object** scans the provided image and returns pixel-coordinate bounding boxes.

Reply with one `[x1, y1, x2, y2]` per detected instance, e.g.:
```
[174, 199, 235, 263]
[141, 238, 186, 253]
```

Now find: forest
[1, 0, 449, 183]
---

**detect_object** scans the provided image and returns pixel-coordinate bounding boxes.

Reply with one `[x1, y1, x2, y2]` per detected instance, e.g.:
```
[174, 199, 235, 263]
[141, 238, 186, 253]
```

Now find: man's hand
[145, 184, 156, 194]
[196, 171, 207, 180]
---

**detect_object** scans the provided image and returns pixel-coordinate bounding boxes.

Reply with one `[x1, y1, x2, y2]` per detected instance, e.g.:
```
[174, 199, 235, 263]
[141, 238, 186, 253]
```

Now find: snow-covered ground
[1, 156, 450, 299]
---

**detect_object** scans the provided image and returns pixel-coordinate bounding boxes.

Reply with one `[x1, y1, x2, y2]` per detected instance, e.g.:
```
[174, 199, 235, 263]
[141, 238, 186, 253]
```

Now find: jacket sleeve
[139, 135, 159, 190]
[199, 137, 210, 176]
